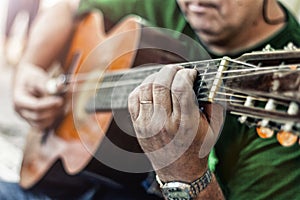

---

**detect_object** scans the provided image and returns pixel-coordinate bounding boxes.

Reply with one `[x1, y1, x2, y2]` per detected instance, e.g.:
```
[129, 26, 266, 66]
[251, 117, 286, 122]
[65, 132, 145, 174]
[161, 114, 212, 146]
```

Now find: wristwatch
[156, 170, 212, 200]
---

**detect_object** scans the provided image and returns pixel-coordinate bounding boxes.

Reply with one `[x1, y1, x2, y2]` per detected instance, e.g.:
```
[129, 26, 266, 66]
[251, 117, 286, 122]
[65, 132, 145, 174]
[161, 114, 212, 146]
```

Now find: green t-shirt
[78, 0, 300, 199]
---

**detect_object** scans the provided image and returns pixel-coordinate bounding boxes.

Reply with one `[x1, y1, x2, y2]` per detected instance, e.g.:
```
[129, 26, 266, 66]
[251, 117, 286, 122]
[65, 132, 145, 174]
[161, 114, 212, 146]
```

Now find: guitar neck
[84, 58, 222, 112]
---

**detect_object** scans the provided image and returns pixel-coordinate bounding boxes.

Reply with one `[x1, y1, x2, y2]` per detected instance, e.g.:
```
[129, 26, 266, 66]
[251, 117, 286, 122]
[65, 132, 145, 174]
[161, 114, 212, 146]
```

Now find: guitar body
[20, 11, 191, 189]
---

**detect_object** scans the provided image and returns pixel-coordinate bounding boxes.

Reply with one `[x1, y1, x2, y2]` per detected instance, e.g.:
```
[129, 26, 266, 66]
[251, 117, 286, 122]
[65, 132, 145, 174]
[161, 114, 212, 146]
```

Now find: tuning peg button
[256, 127, 274, 138]
[276, 131, 298, 147]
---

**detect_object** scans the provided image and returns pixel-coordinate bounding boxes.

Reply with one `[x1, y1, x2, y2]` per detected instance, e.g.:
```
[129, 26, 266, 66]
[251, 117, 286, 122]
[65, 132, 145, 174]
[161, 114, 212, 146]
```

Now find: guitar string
[82, 59, 298, 126]
[64, 64, 299, 92]
[66, 67, 300, 113]
[68, 57, 298, 83]
[54, 58, 251, 84]
[76, 67, 298, 119]
[196, 84, 290, 103]
[52, 57, 299, 111]
[197, 91, 297, 119]
[203, 67, 300, 82]
[202, 86, 291, 107]
[58, 63, 299, 86]
[78, 77, 293, 111]
[85, 85, 296, 119]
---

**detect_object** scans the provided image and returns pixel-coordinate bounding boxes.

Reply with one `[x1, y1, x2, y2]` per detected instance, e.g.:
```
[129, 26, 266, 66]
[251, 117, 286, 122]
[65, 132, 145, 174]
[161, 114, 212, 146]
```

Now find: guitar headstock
[194, 48, 300, 146]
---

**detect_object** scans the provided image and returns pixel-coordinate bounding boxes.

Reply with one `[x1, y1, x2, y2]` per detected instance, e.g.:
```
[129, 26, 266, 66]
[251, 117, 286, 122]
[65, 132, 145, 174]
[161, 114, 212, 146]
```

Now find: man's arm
[21, 0, 77, 69]
[13, 1, 78, 129]
[128, 66, 225, 199]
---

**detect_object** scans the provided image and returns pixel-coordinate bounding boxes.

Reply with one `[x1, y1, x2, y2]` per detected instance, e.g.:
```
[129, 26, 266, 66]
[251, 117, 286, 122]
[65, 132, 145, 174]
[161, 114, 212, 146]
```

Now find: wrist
[156, 157, 208, 183]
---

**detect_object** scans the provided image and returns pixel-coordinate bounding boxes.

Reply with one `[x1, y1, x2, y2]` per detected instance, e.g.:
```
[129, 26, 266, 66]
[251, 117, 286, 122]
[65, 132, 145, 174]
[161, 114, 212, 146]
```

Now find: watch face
[162, 182, 192, 200]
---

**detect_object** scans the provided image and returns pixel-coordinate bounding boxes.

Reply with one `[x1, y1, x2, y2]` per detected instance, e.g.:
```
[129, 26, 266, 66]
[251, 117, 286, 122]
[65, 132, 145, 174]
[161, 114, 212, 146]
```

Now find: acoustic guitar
[19, 10, 201, 189]
[20, 11, 300, 190]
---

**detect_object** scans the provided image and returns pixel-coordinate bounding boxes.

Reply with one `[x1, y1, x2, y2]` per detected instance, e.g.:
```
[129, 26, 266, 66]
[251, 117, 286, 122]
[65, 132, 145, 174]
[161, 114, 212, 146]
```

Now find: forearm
[20, 1, 77, 70]
[12, 1, 75, 129]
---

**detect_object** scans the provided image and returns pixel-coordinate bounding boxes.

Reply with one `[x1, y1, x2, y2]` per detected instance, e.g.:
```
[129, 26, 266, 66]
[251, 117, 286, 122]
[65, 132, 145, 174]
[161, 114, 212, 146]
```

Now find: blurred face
[177, 0, 263, 47]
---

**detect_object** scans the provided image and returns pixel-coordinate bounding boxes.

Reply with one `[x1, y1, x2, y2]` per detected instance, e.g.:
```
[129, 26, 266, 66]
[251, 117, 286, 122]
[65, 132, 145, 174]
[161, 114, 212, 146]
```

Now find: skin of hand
[13, 63, 64, 130]
[128, 65, 224, 182]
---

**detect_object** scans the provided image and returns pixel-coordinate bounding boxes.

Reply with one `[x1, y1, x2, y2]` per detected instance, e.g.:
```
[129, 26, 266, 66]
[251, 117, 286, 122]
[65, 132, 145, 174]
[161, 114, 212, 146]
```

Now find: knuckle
[139, 83, 152, 91]
[153, 83, 169, 93]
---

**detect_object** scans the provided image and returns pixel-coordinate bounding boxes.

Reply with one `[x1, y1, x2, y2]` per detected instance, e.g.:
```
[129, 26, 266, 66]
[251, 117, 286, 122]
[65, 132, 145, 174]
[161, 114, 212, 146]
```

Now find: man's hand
[13, 63, 64, 130]
[128, 65, 224, 182]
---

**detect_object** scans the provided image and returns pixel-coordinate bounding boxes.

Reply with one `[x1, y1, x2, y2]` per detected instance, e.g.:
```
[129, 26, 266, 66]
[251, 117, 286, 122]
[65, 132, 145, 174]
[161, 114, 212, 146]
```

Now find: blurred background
[0, 0, 299, 183]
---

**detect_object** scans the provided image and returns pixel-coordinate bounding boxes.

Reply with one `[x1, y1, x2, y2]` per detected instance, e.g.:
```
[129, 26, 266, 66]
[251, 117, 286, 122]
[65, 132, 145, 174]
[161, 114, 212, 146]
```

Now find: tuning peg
[256, 99, 276, 139]
[276, 101, 299, 146]
[287, 102, 299, 115]
[256, 127, 274, 138]
[276, 131, 298, 147]
[238, 96, 254, 123]
[262, 44, 275, 51]
[284, 42, 298, 51]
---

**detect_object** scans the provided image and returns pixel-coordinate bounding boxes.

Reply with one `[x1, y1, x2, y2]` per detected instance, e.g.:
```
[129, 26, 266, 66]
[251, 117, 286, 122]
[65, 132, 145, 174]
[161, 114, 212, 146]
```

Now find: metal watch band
[156, 169, 212, 199]
[190, 170, 212, 197]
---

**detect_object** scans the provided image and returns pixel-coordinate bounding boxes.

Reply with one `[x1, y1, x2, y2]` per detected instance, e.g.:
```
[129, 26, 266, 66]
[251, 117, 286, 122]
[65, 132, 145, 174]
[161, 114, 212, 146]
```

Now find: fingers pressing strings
[137, 74, 155, 121]
[152, 65, 182, 116]
[171, 68, 198, 119]
[128, 65, 182, 136]
[129, 66, 194, 122]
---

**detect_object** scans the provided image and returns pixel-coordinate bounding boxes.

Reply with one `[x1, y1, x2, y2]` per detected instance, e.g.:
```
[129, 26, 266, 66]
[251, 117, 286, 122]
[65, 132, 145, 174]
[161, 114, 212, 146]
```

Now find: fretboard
[84, 58, 223, 112]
